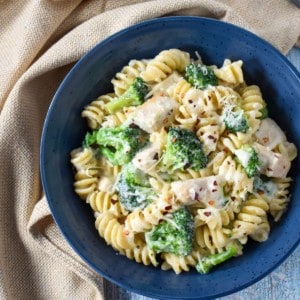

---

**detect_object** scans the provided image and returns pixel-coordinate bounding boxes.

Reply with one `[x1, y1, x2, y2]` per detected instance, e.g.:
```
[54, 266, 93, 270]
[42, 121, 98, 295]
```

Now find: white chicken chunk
[132, 143, 161, 174]
[131, 95, 179, 133]
[255, 118, 286, 149]
[171, 175, 225, 207]
[254, 143, 291, 178]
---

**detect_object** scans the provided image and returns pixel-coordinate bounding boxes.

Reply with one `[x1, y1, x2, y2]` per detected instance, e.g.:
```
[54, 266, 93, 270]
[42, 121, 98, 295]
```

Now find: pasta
[70, 49, 297, 274]
[111, 59, 149, 96]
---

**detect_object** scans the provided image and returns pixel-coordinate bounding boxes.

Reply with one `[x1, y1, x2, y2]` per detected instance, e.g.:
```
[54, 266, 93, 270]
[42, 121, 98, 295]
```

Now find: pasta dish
[70, 49, 297, 274]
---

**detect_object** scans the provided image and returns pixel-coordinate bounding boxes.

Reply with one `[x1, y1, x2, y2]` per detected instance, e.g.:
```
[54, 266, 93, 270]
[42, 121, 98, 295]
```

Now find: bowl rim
[40, 16, 300, 300]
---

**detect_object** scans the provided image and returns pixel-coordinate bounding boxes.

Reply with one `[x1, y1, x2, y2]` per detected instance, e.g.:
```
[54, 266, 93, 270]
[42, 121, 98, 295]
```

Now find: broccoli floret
[145, 207, 194, 256]
[235, 144, 260, 177]
[196, 242, 242, 274]
[83, 125, 149, 165]
[222, 106, 249, 133]
[162, 127, 208, 171]
[185, 63, 217, 90]
[82, 130, 98, 148]
[105, 77, 148, 114]
[116, 163, 155, 211]
[259, 105, 268, 119]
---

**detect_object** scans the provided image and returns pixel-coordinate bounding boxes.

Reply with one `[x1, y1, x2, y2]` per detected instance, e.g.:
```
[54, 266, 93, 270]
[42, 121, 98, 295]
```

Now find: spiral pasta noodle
[195, 224, 229, 255]
[214, 59, 244, 87]
[161, 250, 199, 274]
[87, 191, 127, 217]
[81, 93, 115, 129]
[112, 59, 149, 96]
[232, 196, 269, 242]
[269, 177, 292, 221]
[124, 197, 179, 233]
[95, 212, 136, 253]
[125, 242, 159, 267]
[141, 49, 190, 82]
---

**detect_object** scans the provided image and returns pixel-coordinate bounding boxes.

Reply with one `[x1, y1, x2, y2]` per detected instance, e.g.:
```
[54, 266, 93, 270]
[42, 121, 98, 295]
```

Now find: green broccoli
[259, 105, 268, 119]
[116, 163, 155, 211]
[185, 63, 217, 90]
[196, 242, 242, 274]
[145, 207, 194, 256]
[222, 106, 249, 133]
[83, 124, 149, 165]
[235, 144, 260, 177]
[162, 127, 208, 171]
[82, 130, 98, 148]
[105, 77, 148, 114]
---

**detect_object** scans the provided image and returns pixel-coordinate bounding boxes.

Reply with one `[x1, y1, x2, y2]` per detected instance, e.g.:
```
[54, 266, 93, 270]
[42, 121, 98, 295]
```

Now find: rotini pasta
[141, 49, 190, 82]
[81, 93, 115, 129]
[112, 59, 149, 96]
[70, 49, 297, 274]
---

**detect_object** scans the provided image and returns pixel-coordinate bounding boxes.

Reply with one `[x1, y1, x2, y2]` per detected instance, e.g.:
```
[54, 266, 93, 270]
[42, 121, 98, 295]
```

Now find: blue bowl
[41, 16, 300, 299]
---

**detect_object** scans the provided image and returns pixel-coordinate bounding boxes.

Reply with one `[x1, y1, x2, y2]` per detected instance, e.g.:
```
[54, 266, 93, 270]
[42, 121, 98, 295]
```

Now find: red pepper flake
[213, 180, 218, 186]
[123, 230, 129, 236]
[163, 117, 169, 124]
[129, 123, 138, 128]
[188, 99, 193, 104]
[166, 196, 173, 203]
[262, 137, 269, 144]
[111, 198, 118, 205]
[164, 205, 172, 211]
[183, 163, 191, 169]
[208, 135, 215, 140]
[212, 189, 217, 193]
[257, 190, 265, 195]
[194, 192, 200, 201]
[267, 168, 273, 171]
[153, 152, 159, 160]
[162, 211, 168, 215]
[204, 212, 211, 217]
[208, 200, 215, 206]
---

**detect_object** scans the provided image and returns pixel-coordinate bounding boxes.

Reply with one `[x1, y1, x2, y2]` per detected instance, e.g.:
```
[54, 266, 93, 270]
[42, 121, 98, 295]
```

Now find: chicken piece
[255, 118, 286, 149]
[254, 143, 291, 178]
[171, 175, 225, 208]
[132, 143, 161, 174]
[131, 95, 179, 133]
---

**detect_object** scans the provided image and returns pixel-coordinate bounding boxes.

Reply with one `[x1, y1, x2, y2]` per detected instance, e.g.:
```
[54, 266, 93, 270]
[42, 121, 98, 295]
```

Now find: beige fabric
[0, 0, 299, 299]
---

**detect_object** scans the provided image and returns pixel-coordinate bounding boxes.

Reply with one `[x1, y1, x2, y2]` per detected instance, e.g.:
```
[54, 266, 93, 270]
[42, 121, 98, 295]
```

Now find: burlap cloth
[0, 1, 299, 299]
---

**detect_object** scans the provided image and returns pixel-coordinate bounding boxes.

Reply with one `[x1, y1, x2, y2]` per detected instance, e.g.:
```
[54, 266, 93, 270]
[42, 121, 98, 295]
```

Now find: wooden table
[106, 47, 300, 300]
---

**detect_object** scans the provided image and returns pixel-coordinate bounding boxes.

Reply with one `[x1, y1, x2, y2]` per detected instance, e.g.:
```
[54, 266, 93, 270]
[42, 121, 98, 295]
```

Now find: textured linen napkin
[0, 1, 299, 299]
